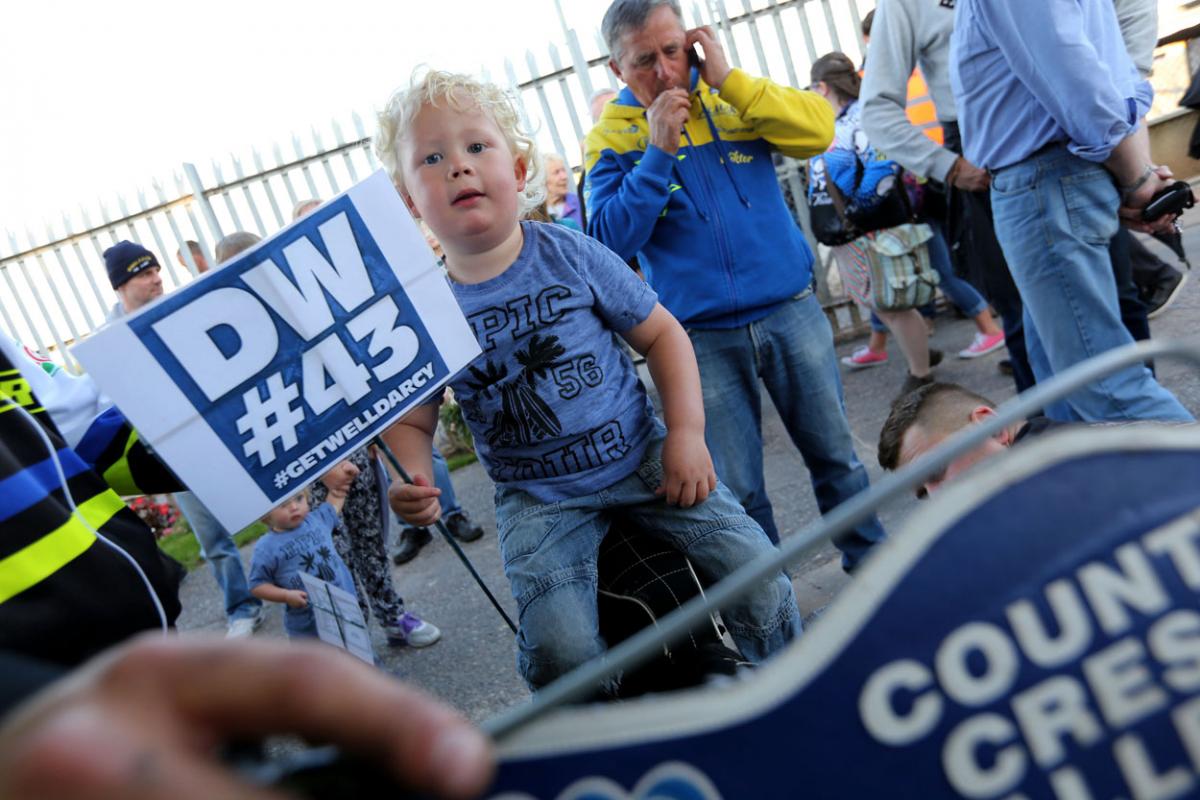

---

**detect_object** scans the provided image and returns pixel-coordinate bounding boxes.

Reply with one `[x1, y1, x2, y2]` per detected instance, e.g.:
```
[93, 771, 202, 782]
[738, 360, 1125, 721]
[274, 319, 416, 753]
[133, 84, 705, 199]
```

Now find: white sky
[0, 0, 617, 242]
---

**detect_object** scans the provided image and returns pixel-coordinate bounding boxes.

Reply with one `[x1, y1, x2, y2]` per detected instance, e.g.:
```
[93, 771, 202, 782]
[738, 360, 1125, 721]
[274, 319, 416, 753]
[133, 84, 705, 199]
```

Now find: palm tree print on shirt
[466, 333, 566, 448]
[301, 550, 337, 582]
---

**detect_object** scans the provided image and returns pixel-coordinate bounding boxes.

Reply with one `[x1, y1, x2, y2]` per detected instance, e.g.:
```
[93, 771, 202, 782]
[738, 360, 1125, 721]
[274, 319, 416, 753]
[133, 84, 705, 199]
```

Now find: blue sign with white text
[488, 430, 1200, 799]
[130, 196, 448, 503]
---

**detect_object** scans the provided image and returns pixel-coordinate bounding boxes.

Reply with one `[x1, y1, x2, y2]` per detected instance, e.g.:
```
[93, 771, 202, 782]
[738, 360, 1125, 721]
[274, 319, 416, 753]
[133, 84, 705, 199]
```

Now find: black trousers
[942, 121, 1035, 393]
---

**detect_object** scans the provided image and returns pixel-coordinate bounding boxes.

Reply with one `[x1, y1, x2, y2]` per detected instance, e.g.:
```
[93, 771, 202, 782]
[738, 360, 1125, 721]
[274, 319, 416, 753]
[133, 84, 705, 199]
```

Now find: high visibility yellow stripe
[102, 430, 140, 497]
[0, 492, 122, 603]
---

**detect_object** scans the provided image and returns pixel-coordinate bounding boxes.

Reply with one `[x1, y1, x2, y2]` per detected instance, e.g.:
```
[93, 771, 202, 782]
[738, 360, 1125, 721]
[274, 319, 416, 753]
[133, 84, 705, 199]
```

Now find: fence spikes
[548, 44, 586, 148]
[293, 133, 321, 200]
[504, 58, 536, 140]
[819, 0, 841, 53]
[765, 0, 799, 89]
[847, 0, 866, 54]
[183, 162, 224, 243]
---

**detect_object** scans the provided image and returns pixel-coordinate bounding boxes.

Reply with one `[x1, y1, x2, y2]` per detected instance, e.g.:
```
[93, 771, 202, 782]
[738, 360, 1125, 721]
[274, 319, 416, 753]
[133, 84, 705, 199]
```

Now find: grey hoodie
[859, 0, 960, 182]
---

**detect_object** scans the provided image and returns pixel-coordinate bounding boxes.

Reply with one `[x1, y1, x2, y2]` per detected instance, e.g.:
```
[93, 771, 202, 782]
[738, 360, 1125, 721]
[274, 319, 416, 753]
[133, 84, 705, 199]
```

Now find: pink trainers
[958, 331, 1006, 359]
[841, 346, 888, 368]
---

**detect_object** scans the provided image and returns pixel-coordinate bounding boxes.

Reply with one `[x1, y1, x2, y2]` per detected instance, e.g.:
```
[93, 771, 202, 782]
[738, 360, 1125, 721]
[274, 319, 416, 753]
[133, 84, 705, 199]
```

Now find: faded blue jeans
[174, 492, 262, 622]
[495, 426, 800, 690]
[688, 292, 886, 569]
[431, 445, 464, 518]
[989, 145, 1191, 422]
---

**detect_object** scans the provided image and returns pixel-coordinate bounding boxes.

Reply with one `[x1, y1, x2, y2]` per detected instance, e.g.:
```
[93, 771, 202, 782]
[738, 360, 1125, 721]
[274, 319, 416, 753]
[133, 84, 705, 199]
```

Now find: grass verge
[158, 518, 269, 571]
[446, 451, 478, 471]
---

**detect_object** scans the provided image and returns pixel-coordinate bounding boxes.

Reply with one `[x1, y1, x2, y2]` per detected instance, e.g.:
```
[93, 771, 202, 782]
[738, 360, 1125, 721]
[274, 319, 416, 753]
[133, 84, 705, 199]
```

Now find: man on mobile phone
[583, 0, 888, 572]
[950, 0, 1193, 423]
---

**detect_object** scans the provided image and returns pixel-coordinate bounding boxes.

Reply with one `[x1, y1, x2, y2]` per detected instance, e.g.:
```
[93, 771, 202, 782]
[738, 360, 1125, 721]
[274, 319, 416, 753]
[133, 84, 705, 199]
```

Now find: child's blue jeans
[494, 427, 802, 690]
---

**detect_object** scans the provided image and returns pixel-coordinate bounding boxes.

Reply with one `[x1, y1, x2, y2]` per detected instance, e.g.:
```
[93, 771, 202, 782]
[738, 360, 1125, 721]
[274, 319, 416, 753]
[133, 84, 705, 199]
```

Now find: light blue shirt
[950, 0, 1153, 170]
[446, 221, 658, 503]
[248, 502, 357, 638]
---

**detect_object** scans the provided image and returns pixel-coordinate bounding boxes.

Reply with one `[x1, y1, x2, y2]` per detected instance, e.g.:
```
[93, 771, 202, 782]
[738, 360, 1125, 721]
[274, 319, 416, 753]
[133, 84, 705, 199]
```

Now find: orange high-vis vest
[856, 64, 944, 146]
[906, 67, 943, 145]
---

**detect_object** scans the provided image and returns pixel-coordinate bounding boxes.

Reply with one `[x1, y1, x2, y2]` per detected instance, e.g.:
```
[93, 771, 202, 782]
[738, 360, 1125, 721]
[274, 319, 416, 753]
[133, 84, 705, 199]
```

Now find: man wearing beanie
[102, 239, 265, 637]
[104, 240, 164, 321]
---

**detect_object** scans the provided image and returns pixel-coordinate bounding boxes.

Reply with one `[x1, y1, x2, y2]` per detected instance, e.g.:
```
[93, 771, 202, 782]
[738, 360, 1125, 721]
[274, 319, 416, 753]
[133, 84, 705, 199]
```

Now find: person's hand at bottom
[0, 634, 493, 800]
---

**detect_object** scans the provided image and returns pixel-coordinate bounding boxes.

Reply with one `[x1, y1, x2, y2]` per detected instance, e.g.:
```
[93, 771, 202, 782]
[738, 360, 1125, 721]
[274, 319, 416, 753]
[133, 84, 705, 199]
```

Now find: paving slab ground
[177, 227, 1200, 724]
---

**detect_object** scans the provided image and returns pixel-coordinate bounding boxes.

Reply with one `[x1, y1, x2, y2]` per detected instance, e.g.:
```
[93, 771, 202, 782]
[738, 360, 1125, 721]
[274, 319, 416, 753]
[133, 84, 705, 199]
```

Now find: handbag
[824, 166, 939, 311]
[860, 223, 940, 312]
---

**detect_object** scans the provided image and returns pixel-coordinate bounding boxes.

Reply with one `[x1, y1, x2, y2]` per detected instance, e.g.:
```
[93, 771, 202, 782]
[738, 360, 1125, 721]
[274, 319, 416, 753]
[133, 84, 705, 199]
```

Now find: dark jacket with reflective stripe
[0, 351, 182, 667]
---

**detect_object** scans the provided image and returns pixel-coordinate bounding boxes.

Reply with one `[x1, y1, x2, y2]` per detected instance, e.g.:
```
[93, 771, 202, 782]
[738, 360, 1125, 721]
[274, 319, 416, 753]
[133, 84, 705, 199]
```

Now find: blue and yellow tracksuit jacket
[583, 68, 834, 330]
[0, 342, 181, 667]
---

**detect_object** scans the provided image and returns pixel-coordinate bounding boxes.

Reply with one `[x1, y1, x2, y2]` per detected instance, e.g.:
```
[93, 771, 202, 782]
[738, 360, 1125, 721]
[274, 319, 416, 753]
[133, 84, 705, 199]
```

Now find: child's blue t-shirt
[248, 502, 357, 638]
[447, 221, 658, 502]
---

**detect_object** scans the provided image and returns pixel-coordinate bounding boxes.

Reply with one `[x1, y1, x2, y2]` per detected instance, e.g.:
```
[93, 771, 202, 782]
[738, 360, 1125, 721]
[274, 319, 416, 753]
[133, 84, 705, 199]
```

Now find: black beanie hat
[104, 241, 159, 289]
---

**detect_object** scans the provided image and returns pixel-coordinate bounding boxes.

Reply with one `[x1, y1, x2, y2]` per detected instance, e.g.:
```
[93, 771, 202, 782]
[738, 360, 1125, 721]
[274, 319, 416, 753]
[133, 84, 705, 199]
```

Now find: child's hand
[321, 459, 360, 496]
[286, 590, 308, 609]
[658, 428, 717, 507]
[388, 473, 442, 527]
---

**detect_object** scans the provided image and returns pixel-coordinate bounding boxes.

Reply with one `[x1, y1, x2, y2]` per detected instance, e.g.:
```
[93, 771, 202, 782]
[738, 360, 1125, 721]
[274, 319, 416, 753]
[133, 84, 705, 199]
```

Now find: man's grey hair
[214, 232, 262, 264]
[602, 0, 684, 63]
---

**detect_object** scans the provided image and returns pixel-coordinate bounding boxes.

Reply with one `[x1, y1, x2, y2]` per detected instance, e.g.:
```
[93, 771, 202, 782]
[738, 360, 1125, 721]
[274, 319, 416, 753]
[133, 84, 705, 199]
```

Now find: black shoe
[895, 372, 934, 403]
[1145, 271, 1188, 319]
[392, 527, 433, 565]
[445, 512, 483, 542]
[997, 359, 1014, 376]
[929, 348, 944, 368]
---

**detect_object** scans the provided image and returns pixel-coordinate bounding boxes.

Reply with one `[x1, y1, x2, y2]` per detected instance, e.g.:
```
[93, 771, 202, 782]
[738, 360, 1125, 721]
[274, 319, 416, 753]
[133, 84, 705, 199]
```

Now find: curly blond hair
[374, 69, 544, 216]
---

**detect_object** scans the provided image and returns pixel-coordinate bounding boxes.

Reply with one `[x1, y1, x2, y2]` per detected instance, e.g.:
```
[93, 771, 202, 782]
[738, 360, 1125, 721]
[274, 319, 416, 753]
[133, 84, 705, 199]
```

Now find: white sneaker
[226, 612, 264, 639]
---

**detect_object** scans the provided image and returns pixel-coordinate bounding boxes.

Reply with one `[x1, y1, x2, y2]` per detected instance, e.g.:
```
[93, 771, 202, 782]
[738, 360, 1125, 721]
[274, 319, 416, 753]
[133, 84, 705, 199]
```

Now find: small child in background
[376, 70, 801, 691]
[249, 460, 360, 640]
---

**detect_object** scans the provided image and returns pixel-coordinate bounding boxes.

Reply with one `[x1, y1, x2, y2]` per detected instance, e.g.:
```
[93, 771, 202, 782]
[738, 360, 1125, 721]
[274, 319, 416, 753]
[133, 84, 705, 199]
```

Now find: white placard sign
[299, 572, 375, 664]
[73, 171, 480, 531]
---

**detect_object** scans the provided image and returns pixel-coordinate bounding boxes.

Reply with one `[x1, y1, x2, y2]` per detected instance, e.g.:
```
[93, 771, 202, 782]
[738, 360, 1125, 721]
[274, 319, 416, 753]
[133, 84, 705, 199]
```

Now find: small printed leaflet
[73, 171, 481, 531]
[300, 572, 374, 664]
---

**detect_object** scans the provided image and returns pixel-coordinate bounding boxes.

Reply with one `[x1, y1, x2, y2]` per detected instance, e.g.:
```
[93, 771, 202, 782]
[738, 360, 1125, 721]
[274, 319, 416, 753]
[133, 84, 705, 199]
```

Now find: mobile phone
[1141, 180, 1195, 222]
[687, 45, 703, 70]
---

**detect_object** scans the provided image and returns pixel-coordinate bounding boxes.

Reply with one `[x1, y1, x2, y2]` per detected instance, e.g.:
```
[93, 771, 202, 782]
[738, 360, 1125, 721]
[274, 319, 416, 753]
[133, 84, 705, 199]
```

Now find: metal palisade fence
[0, 0, 873, 361]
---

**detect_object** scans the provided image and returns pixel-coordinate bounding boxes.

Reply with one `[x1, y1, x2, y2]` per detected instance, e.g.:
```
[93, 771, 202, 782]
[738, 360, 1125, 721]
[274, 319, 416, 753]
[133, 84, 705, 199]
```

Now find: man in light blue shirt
[950, 0, 1192, 422]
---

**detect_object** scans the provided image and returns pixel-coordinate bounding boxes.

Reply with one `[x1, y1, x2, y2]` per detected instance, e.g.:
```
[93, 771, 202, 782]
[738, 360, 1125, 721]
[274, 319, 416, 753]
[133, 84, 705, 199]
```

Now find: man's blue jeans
[495, 426, 800, 690]
[431, 445, 464, 518]
[687, 293, 886, 569]
[174, 492, 262, 621]
[989, 146, 1192, 422]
